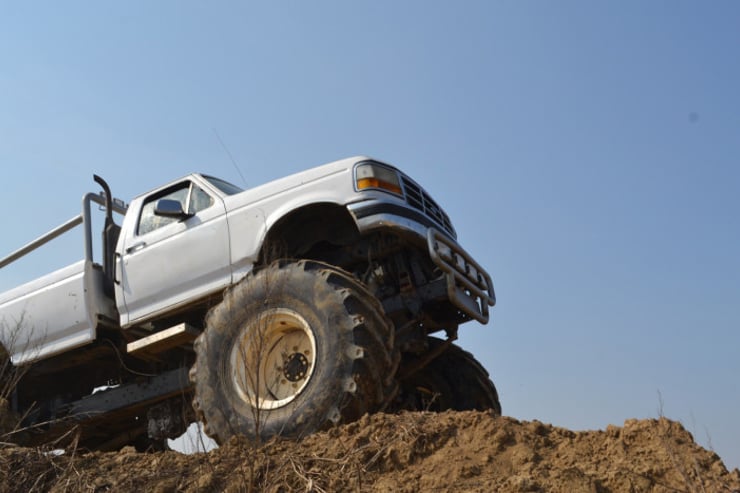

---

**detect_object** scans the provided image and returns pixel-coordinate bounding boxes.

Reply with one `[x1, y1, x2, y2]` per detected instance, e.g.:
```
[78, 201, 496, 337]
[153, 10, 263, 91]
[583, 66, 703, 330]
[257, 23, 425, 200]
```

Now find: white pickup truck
[0, 156, 498, 450]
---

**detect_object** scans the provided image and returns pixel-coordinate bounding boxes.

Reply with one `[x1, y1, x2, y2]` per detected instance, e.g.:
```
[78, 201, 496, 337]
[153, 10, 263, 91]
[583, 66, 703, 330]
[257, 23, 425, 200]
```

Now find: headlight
[355, 162, 403, 195]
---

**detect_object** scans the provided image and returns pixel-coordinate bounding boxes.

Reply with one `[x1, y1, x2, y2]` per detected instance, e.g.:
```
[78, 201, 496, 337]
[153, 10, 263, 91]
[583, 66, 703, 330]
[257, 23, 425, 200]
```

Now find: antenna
[212, 128, 247, 187]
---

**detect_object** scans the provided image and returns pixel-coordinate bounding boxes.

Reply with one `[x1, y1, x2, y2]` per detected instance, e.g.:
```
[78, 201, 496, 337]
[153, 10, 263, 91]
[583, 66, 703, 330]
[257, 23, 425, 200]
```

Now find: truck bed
[0, 260, 114, 364]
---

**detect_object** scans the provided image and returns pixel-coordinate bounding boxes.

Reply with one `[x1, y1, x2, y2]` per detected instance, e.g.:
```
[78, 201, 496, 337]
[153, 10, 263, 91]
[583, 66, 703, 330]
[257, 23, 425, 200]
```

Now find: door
[118, 180, 231, 325]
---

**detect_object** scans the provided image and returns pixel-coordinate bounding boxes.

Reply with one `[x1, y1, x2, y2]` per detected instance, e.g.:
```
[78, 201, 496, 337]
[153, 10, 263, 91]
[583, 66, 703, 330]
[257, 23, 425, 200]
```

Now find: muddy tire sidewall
[192, 260, 398, 443]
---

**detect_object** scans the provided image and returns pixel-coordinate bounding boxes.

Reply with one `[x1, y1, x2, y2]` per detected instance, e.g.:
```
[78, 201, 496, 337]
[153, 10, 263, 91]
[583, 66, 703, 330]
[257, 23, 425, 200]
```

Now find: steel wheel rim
[230, 308, 317, 410]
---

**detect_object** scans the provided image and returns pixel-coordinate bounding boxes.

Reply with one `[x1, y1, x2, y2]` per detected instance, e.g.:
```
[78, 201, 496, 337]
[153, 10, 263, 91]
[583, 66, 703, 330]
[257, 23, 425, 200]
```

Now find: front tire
[190, 260, 398, 444]
[395, 337, 501, 415]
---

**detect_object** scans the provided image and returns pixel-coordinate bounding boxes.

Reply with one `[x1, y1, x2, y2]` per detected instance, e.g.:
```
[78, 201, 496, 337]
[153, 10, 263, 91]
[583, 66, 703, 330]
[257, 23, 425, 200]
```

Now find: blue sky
[1, 1, 739, 468]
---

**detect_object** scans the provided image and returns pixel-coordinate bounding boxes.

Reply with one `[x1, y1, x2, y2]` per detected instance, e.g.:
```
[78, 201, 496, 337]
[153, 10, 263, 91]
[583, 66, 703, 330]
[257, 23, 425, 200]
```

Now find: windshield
[202, 175, 244, 195]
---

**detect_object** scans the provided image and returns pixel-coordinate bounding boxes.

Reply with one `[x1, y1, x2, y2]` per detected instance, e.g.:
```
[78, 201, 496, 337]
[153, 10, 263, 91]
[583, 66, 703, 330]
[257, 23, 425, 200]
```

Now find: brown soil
[1, 410, 739, 493]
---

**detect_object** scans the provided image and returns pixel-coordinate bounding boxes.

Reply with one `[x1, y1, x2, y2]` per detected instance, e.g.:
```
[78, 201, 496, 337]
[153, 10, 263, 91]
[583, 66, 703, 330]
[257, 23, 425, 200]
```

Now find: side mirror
[154, 199, 192, 219]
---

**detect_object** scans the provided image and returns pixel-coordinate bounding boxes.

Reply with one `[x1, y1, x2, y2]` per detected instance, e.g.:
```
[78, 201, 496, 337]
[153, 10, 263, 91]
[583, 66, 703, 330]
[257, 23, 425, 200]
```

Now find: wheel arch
[259, 202, 360, 263]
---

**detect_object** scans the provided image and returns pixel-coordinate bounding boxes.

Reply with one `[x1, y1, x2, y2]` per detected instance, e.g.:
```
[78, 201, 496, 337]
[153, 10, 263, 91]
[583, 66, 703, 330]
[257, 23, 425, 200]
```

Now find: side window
[137, 182, 214, 236]
[189, 185, 214, 214]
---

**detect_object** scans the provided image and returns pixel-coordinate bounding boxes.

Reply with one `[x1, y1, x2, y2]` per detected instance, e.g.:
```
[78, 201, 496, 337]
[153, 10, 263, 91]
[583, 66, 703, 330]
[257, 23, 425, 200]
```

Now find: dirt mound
[1, 411, 739, 492]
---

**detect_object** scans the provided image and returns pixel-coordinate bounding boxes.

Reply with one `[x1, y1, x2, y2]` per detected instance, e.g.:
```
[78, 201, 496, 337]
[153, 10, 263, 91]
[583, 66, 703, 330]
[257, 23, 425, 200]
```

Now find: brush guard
[427, 228, 495, 324]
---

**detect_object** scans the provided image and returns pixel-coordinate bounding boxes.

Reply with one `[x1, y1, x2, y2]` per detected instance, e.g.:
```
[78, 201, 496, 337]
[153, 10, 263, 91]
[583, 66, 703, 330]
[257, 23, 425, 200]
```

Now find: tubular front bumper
[427, 228, 495, 324]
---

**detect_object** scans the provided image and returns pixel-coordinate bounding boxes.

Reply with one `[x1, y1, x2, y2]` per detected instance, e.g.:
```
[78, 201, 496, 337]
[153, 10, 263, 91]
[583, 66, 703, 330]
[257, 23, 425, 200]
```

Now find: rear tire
[395, 337, 501, 414]
[190, 260, 399, 444]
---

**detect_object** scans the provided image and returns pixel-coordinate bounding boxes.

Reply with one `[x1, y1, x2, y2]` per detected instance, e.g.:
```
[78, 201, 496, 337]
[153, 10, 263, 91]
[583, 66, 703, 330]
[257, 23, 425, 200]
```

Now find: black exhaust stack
[94, 175, 121, 297]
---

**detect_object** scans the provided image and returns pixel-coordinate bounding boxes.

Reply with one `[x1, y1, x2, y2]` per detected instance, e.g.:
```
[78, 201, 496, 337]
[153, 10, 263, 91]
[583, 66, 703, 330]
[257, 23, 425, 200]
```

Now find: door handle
[126, 242, 146, 254]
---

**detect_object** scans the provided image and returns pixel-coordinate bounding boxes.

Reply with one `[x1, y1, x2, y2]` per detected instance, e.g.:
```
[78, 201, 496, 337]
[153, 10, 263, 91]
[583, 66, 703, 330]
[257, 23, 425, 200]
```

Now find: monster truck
[0, 156, 499, 450]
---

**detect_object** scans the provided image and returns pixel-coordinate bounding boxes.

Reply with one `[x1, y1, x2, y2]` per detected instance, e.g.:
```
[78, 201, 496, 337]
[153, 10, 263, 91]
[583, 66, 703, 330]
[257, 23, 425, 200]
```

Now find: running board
[127, 323, 199, 359]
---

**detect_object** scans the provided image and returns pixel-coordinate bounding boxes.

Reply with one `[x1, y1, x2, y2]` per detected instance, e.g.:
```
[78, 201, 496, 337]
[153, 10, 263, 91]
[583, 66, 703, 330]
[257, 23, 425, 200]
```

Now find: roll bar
[0, 177, 127, 270]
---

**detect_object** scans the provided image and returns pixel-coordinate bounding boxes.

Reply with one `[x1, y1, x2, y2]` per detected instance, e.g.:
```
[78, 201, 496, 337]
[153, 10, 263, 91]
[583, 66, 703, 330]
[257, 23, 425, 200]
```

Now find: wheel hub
[283, 352, 309, 382]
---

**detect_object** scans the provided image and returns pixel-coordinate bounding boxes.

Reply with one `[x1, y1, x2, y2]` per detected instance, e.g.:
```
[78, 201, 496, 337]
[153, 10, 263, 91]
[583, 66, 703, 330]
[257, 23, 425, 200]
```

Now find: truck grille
[401, 175, 455, 237]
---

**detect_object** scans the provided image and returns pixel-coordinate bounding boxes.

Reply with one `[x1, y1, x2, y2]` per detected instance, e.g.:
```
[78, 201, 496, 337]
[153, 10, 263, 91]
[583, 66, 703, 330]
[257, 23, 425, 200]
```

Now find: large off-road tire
[190, 260, 399, 444]
[395, 337, 501, 415]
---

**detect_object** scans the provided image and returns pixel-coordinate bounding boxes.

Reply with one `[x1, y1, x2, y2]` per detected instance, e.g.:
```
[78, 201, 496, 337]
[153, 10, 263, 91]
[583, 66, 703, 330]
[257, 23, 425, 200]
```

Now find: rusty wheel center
[283, 353, 309, 382]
